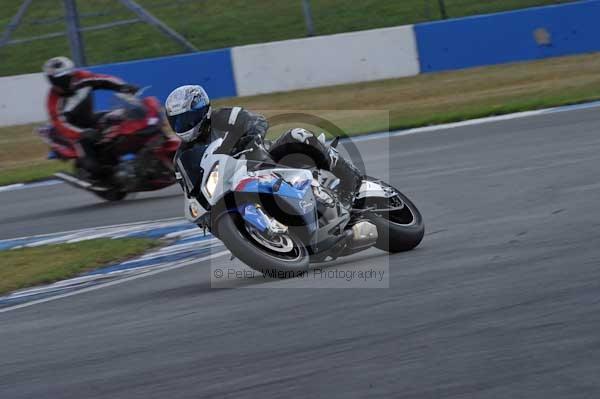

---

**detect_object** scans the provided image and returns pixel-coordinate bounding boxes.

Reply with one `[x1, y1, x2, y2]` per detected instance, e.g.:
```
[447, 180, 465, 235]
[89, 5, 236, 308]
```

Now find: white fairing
[196, 138, 314, 207]
[356, 180, 396, 199]
[199, 138, 243, 205]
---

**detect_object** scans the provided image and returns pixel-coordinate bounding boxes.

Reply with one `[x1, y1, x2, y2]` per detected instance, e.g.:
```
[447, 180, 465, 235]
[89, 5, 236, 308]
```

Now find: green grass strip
[0, 238, 159, 295]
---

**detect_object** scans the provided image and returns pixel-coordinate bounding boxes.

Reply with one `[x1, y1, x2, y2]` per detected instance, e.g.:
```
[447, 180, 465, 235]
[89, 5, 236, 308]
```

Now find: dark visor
[167, 105, 210, 133]
[48, 74, 72, 90]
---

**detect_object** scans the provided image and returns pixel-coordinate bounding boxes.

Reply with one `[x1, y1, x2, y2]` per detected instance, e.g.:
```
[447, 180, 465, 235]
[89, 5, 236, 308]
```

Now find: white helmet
[43, 56, 75, 90]
[165, 85, 211, 142]
[43, 56, 74, 76]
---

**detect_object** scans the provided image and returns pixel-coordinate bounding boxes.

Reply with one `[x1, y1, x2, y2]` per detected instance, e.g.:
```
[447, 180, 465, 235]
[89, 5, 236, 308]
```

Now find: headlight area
[205, 162, 220, 198]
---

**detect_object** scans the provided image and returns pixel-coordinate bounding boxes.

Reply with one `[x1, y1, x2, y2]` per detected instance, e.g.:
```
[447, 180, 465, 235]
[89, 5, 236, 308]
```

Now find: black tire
[93, 189, 128, 202]
[216, 212, 309, 277]
[74, 164, 128, 202]
[369, 189, 424, 253]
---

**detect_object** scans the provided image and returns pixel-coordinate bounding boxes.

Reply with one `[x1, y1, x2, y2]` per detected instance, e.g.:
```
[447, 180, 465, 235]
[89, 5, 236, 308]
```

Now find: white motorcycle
[178, 135, 424, 275]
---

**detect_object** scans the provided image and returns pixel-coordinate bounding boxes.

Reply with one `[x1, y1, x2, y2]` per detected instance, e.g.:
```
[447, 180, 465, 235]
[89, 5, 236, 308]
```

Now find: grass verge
[0, 161, 71, 187]
[2, 52, 600, 185]
[230, 52, 600, 136]
[0, 238, 159, 295]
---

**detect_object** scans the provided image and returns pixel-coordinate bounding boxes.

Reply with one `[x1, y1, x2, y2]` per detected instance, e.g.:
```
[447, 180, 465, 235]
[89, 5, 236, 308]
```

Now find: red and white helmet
[43, 56, 75, 91]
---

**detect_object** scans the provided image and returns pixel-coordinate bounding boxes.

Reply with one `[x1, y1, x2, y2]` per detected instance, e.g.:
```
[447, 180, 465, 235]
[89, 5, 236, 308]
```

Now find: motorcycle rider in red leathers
[43, 56, 139, 177]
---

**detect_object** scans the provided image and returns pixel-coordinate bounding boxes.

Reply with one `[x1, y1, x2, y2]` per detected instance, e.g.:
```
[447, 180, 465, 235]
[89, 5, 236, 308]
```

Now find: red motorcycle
[38, 90, 180, 201]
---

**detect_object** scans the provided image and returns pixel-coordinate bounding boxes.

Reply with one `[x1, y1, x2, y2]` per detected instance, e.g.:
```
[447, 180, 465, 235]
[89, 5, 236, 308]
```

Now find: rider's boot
[329, 154, 362, 208]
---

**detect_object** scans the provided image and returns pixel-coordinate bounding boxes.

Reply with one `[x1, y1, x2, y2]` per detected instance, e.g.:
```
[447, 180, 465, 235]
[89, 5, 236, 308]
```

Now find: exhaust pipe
[337, 221, 378, 257]
[350, 221, 378, 250]
[311, 221, 379, 262]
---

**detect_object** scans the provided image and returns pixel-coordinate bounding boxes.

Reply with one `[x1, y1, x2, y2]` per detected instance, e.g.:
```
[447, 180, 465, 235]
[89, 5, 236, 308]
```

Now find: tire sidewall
[369, 190, 425, 253]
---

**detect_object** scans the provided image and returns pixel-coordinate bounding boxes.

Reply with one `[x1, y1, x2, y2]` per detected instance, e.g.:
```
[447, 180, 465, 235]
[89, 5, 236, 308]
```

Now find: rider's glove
[245, 114, 269, 138]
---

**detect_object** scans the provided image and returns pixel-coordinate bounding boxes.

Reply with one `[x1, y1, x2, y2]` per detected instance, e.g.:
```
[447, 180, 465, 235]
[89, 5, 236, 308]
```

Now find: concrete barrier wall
[415, 0, 600, 72]
[0, 72, 47, 126]
[231, 26, 419, 96]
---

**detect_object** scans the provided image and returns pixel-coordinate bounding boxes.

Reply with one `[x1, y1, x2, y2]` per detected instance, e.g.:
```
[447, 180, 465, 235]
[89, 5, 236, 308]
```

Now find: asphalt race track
[2, 106, 600, 398]
[0, 181, 182, 240]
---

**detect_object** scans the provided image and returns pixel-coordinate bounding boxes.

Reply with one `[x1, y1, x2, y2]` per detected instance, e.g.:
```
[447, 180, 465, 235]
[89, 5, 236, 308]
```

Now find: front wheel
[93, 189, 128, 202]
[216, 212, 309, 277]
[367, 187, 424, 253]
[74, 162, 128, 202]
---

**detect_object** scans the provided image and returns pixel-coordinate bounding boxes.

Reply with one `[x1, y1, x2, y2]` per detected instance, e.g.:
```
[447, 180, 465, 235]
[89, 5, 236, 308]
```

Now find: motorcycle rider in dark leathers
[165, 85, 362, 225]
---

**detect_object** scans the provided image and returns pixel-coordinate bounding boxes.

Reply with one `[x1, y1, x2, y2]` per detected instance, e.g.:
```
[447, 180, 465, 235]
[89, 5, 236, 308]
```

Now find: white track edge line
[0, 216, 187, 242]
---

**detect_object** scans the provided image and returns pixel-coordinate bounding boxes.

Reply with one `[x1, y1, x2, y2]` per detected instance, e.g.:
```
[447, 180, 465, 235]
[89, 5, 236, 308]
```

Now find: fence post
[302, 0, 315, 36]
[63, 0, 87, 66]
[120, 0, 197, 52]
[437, 0, 448, 19]
[0, 0, 33, 47]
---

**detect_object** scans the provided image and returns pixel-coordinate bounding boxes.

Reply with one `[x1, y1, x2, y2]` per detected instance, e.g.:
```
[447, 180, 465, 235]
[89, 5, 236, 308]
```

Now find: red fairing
[144, 97, 161, 115]
[43, 92, 180, 169]
[154, 135, 181, 163]
[112, 118, 150, 137]
[104, 97, 162, 138]
[144, 96, 181, 159]
[161, 135, 181, 153]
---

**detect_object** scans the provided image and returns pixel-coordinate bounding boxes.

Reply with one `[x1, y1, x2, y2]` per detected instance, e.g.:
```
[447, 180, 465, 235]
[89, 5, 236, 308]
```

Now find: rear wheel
[365, 183, 424, 253]
[216, 211, 309, 277]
